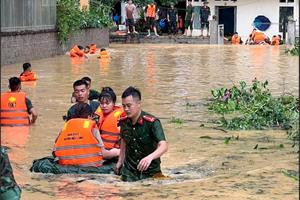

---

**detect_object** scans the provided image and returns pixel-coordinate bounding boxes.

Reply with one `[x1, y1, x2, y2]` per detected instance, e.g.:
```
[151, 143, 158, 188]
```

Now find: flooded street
[1, 44, 299, 199]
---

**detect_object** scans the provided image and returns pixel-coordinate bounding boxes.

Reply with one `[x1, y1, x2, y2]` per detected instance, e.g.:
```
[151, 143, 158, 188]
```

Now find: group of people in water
[1, 62, 168, 182]
[231, 28, 283, 45]
[69, 44, 111, 59]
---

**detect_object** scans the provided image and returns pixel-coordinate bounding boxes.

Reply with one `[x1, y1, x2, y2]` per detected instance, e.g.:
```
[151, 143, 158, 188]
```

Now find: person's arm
[137, 140, 168, 172]
[115, 138, 126, 174]
[29, 107, 38, 124]
[93, 128, 120, 159]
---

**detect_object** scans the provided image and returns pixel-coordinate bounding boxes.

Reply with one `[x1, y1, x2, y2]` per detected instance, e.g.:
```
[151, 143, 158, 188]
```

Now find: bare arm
[101, 147, 120, 159]
[115, 139, 126, 174]
[29, 107, 38, 124]
[137, 140, 168, 172]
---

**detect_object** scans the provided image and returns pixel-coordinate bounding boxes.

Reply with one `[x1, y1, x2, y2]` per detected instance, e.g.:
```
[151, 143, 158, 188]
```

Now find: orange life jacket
[95, 106, 124, 149]
[70, 45, 85, 57]
[53, 118, 104, 167]
[271, 36, 280, 45]
[98, 50, 110, 59]
[1, 92, 30, 126]
[231, 35, 241, 45]
[89, 44, 97, 54]
[20, 71, 37, 81]
[253, 32, 266, 44]
[146, 4, 156, 18]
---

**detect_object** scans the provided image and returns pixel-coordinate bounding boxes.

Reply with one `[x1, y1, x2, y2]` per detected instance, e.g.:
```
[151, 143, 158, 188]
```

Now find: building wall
[188, 0, 299, 41]
[1, 28, 109, 66]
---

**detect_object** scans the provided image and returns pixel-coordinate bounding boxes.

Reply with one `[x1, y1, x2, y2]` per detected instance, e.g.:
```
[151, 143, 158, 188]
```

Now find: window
[279, 7, 294, 32]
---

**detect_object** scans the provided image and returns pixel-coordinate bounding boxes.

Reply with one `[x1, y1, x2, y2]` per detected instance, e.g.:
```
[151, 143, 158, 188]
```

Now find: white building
[188, 0, 299, 41]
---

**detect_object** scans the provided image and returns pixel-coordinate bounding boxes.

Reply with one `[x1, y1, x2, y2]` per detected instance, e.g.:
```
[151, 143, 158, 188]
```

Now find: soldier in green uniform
[115, 86, 168, 182]
[65, 79, 100, 121]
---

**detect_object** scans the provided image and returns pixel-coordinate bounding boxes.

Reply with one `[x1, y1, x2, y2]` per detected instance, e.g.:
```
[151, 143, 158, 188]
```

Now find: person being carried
[53, 102, 120, 167]
[19, 62, 38, 82]
[95, 87, 125, 152]
[1, 77, 38, 126]
[65, 79, 100, 121]
[97, 48, 112, 59]
[71, 77, 100, 103]
[115, 86, 168, 182]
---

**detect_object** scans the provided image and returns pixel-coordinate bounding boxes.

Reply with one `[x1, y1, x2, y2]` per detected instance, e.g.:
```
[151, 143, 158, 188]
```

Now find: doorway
[216, 6, 236, 36]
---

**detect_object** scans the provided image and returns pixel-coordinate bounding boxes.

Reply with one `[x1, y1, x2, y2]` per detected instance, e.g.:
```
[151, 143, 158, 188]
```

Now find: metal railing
[1, 0, 56, 32]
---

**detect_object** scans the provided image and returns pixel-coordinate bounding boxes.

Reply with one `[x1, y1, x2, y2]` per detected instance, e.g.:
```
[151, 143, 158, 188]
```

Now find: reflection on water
[1, 44, 298, 199]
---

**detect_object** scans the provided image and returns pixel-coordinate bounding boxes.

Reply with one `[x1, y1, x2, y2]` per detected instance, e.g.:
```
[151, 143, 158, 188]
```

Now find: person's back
[54, 103, 119, 167]
[19, 63, 37, 82]
[70, 45, 85, 57]
[1, 77, 37, 126]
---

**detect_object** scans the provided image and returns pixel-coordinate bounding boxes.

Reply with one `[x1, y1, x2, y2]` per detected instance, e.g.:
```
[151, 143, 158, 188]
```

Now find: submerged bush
[285, 41, 299, 56]
[208, 79, 299, 141]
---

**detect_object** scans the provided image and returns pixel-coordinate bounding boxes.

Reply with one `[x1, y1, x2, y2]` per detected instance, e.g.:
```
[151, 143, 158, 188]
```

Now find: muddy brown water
[1, 44, 299, 199]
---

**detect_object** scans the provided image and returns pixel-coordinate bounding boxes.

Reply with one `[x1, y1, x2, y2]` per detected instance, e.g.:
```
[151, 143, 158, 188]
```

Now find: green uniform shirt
[88, 89, 100, 101]
[120, 111, 166, 181]
[185, 5, 194, 20]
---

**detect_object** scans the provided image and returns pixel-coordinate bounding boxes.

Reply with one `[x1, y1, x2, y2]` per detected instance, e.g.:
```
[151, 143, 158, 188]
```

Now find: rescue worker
[65, 79, 100, 121]
[95, 87, 124, 151]
[53, 102, 120, 167]
[19, 62, 37, 81]
[1, 77, 38, 126]
[271, 35, 282, 45]
[231, 32, 243, 45]
[84, 44, 97, 54]
[69, 45, 88, 58]
[115, 86, 168, 182]
[145, 1, 159, 37]
[97, 48, 111, 59]
[71, 77, 100, 103]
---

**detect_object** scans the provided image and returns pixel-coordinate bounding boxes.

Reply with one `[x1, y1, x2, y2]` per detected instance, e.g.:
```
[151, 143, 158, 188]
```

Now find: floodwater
[1, 44, 299, 200]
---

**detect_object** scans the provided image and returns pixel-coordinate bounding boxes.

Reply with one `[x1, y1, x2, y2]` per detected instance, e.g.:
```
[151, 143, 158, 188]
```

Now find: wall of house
[1, 28, 109, 66]
[189, 0, 299, 41]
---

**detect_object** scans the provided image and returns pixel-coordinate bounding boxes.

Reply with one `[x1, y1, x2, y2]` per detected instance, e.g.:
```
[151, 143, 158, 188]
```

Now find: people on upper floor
[71, 77, 100, 103]
[53, 102, 120, 167]
[1, 77, 38, 126]
[200, 1, 211, 37]
[19, 62, 37, 81]
[95, 87, 125, 151]
[66, 79, 100, 121]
